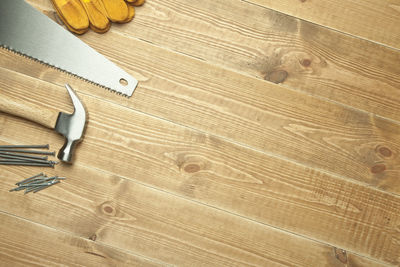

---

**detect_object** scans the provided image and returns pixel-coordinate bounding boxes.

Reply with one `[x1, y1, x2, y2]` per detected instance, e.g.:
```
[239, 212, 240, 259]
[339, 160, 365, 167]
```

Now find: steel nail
[0, 144, 49, 149]
[16, 173, 44, 185]
[20, 177, 49, 185]
[0, 152, 48, 160]
[28, 179, 57, 186]
[0, 162, 54, 167]
[9, 186, 26, 192]
[24, 185, 44, 194]
[12, 182, 46, 191]
[31, 176, 55, 182]
[25, 176, 57, 185]
[11, 174, 64, 194]
[0, 149, 55, 156]
[0, 155, 54, 164]
[26, 183, 51, 187]
[33, 181, 60, 193]
[11, 182, 47, 191]
[12, 185, 36, 191]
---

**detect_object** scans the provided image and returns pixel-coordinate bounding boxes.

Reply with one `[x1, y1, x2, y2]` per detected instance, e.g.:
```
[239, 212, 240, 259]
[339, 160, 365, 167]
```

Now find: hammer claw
[54, 84, 87, 163]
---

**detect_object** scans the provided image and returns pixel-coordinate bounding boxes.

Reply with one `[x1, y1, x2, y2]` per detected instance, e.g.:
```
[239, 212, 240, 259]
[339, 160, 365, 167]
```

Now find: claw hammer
[0, 84, 87, 163]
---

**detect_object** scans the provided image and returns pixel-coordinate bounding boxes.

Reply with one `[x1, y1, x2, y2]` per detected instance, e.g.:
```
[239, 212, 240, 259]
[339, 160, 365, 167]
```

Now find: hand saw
[0, 0, 138, 97]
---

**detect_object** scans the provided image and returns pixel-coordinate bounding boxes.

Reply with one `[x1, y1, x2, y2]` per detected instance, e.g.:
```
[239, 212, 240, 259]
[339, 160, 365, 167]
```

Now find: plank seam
[0, 162, 394, 267]
[109, 30, 400, 128]
[1, 64, 399, 199]
[241, 0, 400, 53]
[0, 210, 171, 266]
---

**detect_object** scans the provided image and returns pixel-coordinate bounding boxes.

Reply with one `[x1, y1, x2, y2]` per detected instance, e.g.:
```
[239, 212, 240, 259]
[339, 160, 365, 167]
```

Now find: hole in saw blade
[119, 78, 128, 86]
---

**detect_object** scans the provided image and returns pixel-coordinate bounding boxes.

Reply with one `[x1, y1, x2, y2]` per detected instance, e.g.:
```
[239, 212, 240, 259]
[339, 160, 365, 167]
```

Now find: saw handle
[0, 94, 59, 129]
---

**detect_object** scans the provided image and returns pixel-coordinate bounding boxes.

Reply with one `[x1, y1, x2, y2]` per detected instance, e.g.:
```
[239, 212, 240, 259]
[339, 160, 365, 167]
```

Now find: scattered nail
[16, 173, 44, 185]
[10, 173, 65, 194]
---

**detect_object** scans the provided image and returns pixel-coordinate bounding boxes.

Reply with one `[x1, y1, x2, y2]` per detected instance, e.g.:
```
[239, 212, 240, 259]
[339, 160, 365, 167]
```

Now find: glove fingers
[50, 0, 89, 34]
[100, 0, 129, 23]
[79, 0, 111, 33]
[51, 0, 143, 34]
[127, 0, 145, 7]
[120, 5, 135, 23]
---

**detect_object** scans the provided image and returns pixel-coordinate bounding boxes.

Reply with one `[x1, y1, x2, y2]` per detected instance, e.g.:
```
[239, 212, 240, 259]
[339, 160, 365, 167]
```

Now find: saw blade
[0, 0, 137, 97]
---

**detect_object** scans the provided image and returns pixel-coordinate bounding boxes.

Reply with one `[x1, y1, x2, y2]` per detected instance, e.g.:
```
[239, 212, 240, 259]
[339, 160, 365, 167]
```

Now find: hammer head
[54, 84, 87, 163]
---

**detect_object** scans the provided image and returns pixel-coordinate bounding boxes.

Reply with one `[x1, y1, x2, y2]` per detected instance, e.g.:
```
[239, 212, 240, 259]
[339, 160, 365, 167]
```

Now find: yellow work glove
[51, 0, 145, 34]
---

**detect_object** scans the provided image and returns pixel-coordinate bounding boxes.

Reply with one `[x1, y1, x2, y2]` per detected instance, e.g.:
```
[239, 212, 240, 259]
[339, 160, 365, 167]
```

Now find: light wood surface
[78, 0, 400, 122]
[248, 0, 400, 50]
[0, 0, 399, 266]
[2, 36, 400, 194]
[0, 212, 160, 266]
[1, 66, 400, 265]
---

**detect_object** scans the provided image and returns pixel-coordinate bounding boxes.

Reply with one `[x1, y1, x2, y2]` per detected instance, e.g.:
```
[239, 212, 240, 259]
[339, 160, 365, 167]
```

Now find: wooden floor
[1, 0, 399, 266]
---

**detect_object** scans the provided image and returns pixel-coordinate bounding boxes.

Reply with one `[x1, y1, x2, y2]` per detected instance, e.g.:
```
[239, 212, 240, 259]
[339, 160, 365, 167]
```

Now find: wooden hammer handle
[0, 93, 59, 129]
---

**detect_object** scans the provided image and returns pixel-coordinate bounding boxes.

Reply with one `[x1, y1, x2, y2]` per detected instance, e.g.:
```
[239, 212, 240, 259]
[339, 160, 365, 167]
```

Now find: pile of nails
[10, 173, 65, 194]
[0, 144, 58, 167]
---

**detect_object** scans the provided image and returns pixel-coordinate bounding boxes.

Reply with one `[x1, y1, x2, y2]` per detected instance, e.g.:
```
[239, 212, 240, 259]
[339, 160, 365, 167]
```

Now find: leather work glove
[51, 0, 145, 34]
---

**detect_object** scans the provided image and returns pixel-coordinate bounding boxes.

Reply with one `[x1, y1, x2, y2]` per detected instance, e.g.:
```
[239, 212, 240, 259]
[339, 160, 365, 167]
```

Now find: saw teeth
[0, 45, 131, 98]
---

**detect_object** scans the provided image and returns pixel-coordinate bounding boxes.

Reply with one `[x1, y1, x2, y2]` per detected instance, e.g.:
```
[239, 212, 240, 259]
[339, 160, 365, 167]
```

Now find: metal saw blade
[0, 0, 137, 97]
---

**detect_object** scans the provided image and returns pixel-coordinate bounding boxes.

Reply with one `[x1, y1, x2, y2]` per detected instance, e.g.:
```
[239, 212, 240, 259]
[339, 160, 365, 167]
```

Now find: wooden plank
[0, 212, 161, 266]
[0, 160, 391, 267]
[1, 32, 400, 196]
[247, 0, 400, 50]
[30, 0, 400, 122]
[0, 68, 399, 265]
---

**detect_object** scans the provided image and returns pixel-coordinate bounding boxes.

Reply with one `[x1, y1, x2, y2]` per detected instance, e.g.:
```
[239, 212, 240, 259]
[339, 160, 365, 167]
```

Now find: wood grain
[29, 0, 400, 122]
[247, 0, 400, 50]
[0, 93, 59, 129]
[0, 67, 399, 265]
[0, 158, 391, 266]
[2, 2, 400, 265]
[1, 32, 400, 196]
[0, 212, 160, 266]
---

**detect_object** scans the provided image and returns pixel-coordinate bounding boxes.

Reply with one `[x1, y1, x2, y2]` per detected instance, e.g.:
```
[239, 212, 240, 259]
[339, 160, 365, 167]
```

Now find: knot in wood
[371, 164, 386, 174]
[99, 201, 117, 216]
[265, 70, 288, 84]
[378, 146, 392, 158]
[334, 247, 347, 264]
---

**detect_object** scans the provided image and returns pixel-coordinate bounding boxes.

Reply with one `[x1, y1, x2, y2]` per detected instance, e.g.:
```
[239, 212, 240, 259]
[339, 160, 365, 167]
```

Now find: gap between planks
[0, 61, 399, 199]
[23, 2, 400, 194]
[0, 161, 394, 267]
[243, 0, 400, 51]
[1, 40, 400, 197]
[1, 59, 397, 200]
[28, 0, 400, 124]
[0, 69, 400, 266]
[0, 210, 165, 266]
